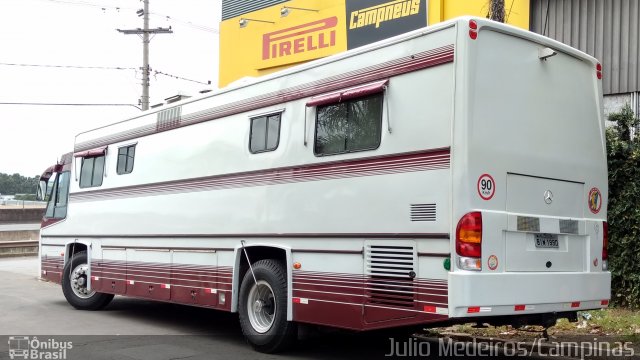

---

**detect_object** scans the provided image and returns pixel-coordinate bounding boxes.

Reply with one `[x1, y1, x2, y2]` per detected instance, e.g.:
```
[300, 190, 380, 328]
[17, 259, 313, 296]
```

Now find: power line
[29, 0, 219, 34]
[0, 62, 135, 71]
[0, 102, 141, 110]
[153, 70, 211, 85]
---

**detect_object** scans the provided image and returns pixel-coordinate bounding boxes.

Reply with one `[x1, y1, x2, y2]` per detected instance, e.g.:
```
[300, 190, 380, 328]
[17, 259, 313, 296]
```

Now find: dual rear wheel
[238, 259, 297, 353]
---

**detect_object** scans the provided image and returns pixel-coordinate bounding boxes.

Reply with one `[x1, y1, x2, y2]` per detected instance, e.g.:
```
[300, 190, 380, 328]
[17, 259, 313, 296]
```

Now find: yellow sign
[219, 0, 347, 87]
[219, 0, 530, 88]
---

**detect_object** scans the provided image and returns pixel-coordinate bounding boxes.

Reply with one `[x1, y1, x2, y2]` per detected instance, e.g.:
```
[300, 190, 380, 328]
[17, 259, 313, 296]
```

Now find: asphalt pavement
[0, 257, 440, 359]
[0, 257, 549, 360]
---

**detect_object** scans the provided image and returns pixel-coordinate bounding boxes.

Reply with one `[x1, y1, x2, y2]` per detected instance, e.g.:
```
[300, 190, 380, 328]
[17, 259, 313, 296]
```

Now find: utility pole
[117, 0, 172, 111]
[489, 0, 506, 23]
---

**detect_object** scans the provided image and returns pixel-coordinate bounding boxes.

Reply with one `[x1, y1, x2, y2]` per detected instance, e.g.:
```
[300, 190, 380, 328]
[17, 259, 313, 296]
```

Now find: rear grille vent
[365, 244, 416, 308]
[517, 216, 540, 232]
[410, 204, 436, 222]
[559, 219, 579, 234]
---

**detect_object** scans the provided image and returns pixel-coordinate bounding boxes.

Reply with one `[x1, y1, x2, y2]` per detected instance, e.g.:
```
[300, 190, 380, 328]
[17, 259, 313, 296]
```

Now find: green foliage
[607, 104, 640, 308]
[0, 173, 39, 196]
[14, 194, 37, 201]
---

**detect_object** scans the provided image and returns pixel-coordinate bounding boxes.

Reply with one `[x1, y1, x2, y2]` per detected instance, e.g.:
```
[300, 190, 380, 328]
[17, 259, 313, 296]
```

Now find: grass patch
[433, 308, 640, 340]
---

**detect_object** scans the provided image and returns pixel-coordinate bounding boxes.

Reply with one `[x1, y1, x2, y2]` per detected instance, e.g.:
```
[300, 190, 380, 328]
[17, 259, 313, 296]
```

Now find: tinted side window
[314, 94, 383, 156]
[250, 113, 281, 153]
[79, 155, 105, 188]
[117, 145, 136, 175]
[44, 171, 70, 219]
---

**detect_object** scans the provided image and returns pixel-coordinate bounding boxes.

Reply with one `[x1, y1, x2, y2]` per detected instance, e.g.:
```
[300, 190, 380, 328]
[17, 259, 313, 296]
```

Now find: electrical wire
[0, 62, 136, 71]
[153, 70, 211, 85]
[29, 0, 219, 34]
[0, 102, 141, 110]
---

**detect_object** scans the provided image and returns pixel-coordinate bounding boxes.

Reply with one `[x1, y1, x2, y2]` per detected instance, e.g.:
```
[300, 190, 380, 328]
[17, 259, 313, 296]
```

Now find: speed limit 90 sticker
[477, 174, 495, 200]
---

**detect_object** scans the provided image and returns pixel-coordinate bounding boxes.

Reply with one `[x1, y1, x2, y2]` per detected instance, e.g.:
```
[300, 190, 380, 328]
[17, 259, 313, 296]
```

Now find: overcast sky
[0, 0, 221, 176]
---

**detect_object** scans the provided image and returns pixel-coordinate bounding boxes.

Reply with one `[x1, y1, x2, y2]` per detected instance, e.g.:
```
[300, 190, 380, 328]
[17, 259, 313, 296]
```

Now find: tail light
[596, 63, 602, 79]
[469, 20, 478, 40]
[602, 221, 608, 271]
[456, 212, 482, 271]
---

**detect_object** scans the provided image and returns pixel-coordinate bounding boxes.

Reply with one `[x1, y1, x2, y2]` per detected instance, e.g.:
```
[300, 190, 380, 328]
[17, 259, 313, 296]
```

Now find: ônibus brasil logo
[8, 336, 72, 360]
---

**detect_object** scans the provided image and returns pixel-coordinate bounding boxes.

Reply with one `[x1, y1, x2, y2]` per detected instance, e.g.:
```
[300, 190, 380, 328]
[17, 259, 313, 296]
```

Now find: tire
[238, 259, 297, 353]
[61, 251, 114, 310]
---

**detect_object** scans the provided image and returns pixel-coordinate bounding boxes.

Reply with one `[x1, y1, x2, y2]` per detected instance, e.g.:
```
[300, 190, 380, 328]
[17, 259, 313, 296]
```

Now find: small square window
[79, 155, 105, 188]
[250, 113, 281, 153]
[117, 145, 136, 175]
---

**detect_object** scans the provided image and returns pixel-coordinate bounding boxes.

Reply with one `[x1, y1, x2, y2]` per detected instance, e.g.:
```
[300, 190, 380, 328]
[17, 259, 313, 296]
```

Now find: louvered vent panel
[517, 216, 540, 232]
[559, 219, 579, 234]
[410, 204, 436, 222]
[365, 244, 416, 308]
[157, 106, 182, 131]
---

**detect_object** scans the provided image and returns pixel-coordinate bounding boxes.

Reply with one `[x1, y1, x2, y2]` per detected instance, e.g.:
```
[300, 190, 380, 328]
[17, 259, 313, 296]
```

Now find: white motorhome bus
[37, 17, 610, 352]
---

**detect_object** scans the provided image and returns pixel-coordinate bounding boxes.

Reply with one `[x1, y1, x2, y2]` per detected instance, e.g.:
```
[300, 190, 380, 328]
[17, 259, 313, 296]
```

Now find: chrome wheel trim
[70, 263, 95, 299]
[246, 280, 276, 333]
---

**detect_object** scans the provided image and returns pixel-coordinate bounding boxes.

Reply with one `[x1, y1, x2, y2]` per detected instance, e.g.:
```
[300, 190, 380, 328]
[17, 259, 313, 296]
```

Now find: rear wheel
[238, 259, 297, 353]
[61, 251, 114, 310]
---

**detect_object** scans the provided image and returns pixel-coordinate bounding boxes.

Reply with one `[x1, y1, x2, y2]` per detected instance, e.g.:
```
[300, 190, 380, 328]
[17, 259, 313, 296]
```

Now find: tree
[606, 104, 640, 308]
[0, 173, 39, 195]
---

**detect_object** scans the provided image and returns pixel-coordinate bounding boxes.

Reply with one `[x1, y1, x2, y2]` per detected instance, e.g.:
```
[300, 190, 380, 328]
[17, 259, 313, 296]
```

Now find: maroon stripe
[69, 148, 450, 202]
[418, 252, 451, 257]
[74, 45, 454, 153]
[292, 249, 363, 254]
[42, 232, 451, 239]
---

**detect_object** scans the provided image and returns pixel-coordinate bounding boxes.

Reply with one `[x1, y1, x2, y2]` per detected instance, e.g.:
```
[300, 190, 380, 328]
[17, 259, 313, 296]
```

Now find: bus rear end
[448, 19, 609, 323]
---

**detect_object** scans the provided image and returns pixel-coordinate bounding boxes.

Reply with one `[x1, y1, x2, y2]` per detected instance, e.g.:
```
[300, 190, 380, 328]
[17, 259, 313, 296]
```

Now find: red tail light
[456, 212, 482, 258]
[469, 20, 478, 40]
[602, 221, 608, 261]
[596, 63, 602, 79]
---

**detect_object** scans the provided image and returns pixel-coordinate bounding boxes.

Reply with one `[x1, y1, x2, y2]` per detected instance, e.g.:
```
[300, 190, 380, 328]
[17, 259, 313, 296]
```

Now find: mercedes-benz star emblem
[544, 190, 553, 204]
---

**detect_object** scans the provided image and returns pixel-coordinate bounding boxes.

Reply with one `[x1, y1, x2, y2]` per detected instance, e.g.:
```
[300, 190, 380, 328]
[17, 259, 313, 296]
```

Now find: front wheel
[61, 251, 114, 310]
[238, 259, 297, 353]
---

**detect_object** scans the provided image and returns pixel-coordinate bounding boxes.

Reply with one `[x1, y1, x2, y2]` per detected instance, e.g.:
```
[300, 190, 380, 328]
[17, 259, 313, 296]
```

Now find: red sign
[262, 17, 338, 61]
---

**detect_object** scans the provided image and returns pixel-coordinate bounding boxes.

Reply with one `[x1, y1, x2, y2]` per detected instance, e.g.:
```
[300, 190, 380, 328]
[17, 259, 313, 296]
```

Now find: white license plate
[535, 234, 559, 248]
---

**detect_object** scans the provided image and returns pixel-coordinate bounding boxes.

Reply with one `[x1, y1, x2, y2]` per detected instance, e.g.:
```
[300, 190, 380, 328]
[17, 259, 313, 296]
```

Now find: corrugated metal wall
[531, 0, 640, 95]
[222, 0, 289, 20]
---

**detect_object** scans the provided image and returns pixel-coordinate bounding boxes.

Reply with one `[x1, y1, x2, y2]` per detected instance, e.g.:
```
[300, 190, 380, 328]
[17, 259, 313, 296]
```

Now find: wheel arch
[231, 243, 292, 321]
[63, 240, 93, 291]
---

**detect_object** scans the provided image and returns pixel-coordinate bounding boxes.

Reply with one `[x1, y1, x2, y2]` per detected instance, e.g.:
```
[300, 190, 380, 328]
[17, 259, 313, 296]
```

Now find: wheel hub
[246, 280, 276, 334]
[70, 263, 96, 299]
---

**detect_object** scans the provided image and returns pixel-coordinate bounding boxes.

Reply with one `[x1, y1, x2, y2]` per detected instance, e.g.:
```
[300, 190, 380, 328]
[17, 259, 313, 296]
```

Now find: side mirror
[36, 180, 48, 201]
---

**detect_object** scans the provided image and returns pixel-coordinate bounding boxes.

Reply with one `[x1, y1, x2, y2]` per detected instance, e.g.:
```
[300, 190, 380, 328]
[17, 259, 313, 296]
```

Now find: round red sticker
[488, 255, 499, 270]
[477, 174, 495, 200]
[588, 187, 602, 214]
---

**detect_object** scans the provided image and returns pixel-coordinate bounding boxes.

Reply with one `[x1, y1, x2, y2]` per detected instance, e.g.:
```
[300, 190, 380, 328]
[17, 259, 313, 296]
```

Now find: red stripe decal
[70, 148, 450, 202]
[75, 45, 454, 153]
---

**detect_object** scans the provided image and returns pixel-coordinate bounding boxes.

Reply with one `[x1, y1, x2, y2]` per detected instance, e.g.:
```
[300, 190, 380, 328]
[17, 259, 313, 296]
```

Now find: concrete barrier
[0, 208, 44, 257]
[0, 240, 38, 257]
[0, 207, 45, 224]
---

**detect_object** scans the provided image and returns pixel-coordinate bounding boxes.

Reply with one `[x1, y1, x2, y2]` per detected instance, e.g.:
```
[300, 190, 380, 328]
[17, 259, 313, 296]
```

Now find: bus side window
[44, 172, 70, 219]
[79, 155, 105, 188]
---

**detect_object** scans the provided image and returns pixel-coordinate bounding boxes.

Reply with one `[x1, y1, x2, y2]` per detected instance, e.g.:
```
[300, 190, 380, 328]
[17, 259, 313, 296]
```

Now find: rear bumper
[448, 271, 610, 318]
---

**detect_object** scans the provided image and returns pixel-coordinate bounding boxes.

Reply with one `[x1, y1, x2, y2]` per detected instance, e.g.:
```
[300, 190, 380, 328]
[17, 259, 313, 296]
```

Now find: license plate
[535, 233, 559, 248]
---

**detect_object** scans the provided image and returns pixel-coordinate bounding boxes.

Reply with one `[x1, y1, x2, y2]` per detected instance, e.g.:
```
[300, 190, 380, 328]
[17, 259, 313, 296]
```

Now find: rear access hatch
[505, 173, 586, 272]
